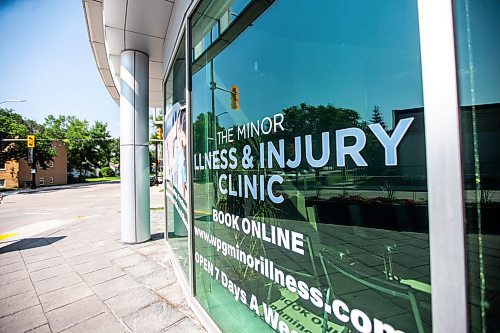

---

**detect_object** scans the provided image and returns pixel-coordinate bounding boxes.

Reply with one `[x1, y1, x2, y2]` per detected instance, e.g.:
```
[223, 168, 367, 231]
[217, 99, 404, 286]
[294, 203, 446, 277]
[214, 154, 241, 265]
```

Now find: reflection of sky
[193, 0, 424, 130]
[454, 0, 500, 106]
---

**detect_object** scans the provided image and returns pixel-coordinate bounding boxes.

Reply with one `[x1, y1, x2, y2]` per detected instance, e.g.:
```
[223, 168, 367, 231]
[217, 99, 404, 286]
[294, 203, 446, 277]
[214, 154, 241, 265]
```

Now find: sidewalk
[0, 187, 206, 333]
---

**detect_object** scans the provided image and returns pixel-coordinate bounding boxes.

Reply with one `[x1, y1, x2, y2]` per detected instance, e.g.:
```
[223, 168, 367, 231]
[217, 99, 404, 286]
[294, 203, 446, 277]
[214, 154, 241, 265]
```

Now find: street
[0, 183, 163, 241]
[0, 184, 120, 236]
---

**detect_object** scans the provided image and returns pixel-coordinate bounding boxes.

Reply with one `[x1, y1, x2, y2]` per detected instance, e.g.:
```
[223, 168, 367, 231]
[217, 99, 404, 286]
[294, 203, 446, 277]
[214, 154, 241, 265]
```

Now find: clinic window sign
[194, 113, 414, 204]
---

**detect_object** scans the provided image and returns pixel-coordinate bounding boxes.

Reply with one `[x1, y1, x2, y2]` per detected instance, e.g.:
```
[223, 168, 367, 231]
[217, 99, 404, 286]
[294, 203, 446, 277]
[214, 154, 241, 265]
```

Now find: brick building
[0, 141, 67, 189]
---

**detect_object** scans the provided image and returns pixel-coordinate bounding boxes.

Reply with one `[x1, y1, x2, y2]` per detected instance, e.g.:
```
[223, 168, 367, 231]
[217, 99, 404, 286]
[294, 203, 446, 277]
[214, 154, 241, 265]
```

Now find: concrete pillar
[120, 50, 150, 244]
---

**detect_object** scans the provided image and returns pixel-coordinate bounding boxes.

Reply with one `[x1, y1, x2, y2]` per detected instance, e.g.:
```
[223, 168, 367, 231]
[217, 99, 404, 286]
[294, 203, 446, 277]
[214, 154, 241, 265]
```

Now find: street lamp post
[0, 99, 27, 105]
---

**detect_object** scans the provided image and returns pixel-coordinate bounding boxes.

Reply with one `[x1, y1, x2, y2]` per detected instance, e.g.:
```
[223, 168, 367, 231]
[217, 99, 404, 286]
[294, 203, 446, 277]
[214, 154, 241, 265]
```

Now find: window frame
[165, 0, 472, 331]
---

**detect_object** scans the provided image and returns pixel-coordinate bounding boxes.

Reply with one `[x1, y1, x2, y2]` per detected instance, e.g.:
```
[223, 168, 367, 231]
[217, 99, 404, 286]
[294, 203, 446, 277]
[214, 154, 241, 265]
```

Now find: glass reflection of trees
[194, 102, 431, 333]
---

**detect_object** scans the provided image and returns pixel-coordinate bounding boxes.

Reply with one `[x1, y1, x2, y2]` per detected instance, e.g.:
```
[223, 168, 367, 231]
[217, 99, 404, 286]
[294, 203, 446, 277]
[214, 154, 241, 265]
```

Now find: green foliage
[100, 166, 115, 177]
[370, 105, 387, 129]
[43, 115, 114, 178]
[109, 138, 120, 165]
[0, 108, 55, 168]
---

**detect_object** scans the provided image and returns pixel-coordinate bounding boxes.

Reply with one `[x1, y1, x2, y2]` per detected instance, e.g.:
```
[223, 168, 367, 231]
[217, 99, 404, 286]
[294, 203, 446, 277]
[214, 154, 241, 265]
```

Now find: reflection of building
[460, 103, 500, 188]
[0, 141, 68, 189]
[394, 103, 500, 188]
[393, 107, 426, 180]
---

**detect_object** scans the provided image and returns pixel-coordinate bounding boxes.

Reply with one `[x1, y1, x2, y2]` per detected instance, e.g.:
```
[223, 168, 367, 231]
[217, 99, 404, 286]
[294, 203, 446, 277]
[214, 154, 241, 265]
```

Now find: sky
[192, 0, 424, 131]
[0, 0, 120, 137]
[191, 0, 499, 135]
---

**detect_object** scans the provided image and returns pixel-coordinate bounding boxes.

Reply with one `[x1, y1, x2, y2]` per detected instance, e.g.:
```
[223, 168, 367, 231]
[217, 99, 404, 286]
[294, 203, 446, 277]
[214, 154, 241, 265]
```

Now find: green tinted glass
[454, 0, 500, 330]
[191, 1, 431, 332]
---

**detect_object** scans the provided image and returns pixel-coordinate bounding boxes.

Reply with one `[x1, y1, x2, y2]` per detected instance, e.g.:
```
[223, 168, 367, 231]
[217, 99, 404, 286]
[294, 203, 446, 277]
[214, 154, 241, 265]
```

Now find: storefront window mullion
[186, 20, 196, 297]
[416, 0, 468, 331]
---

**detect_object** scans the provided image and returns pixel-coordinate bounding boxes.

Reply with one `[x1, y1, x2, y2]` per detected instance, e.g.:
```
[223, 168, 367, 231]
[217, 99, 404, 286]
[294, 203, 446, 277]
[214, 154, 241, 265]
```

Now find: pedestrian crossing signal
[27, 135, 35, 148]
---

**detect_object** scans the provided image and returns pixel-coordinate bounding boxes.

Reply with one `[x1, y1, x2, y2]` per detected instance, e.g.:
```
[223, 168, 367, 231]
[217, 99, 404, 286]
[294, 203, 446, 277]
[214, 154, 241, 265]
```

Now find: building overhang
[82, 0, 174, 108]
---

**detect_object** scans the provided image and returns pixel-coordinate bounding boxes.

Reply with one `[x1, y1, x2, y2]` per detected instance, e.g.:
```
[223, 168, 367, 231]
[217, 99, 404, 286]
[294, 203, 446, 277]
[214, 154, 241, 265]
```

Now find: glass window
[164, 35, 190, 277]
[0, 179, 5, 187]
[454, 0, 500, 331]
[191, 0, 430, 332]
[49, 177, 54, 184]
[39, 177, 44, 186]
[0, 161, 6, 170]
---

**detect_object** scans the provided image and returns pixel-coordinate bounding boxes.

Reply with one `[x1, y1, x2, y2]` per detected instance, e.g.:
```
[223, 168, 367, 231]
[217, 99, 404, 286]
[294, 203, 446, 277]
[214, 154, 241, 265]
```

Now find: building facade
[84, 0, 499, 332]
[0, 141, 68, 189]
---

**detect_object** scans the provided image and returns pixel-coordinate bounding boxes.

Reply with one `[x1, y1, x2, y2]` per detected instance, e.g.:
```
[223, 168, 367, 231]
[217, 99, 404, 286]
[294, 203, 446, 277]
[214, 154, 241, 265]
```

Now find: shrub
[100, 166, 115, 177]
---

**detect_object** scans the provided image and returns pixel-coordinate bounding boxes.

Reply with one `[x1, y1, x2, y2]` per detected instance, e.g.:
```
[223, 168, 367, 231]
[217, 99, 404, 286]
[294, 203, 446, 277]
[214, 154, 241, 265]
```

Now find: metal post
[155, 140, 158, 185]
[29, 147, 36, 189]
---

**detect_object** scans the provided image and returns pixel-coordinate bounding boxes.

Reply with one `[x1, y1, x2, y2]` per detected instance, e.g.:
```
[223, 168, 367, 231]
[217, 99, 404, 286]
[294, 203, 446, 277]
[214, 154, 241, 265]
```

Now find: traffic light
[157, 127, 163, 140]
[230, 85, 239, 110]
[27, 135, 35, 148]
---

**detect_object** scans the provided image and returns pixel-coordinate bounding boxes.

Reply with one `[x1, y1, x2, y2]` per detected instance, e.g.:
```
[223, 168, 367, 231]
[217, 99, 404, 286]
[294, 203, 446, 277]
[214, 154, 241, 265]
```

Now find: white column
[120, 50, 151, 244]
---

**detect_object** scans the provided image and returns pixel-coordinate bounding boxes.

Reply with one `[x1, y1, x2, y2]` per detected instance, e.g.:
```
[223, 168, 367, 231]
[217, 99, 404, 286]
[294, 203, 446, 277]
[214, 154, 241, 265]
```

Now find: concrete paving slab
[0, 254, 23, 266]
[156, 283, 186, 307]
[0, 268, 30, 286]
[103, 247, 136, 260]
[0, 278, 34, 300]
[73, 258, 112, 275]
[22, 250, 61, 264]
[61, 312, 128, 333]
[162, 317, 206, 333]
[28, 324, 52, 333]
[0, 305, 48, 333]
[123, 261, 158, 278]
[0, 261, 26, 275]
[112, 254, 146, 268]
[106, 286, 161, 318]
[0, 251, 22, 259]
[0, 289, 40, 318]
[135, 244, 165, 257]
[60, 246, 96, 259]
[91, 275, 140, 300]
[137, 268, 177, 291]
[98, 242, 129, 254]
[30, 263, 74, 282]
[46, 295, 107, 332]
[26, 256, 67, 272]
[33, 271, 82, 295]
[81, 265, 126, 287]
[63, 251, 101, 266]
[39, 281, 94, 312]
[123, 301, 186, 333]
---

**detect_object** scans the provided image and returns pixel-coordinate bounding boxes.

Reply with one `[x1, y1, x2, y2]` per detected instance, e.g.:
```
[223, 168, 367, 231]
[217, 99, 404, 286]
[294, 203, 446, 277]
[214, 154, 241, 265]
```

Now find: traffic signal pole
[155, 140, 158, 185]
[31, 152, 36, 190]
[27, 135, 36, 189]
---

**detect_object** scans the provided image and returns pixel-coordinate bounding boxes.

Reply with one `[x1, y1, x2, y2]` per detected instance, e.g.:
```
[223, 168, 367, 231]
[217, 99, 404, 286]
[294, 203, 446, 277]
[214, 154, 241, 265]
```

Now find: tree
[370, 105, 386, 130]
[89, 121, 112, 168]
[109, 138, 120, 165]
[0, 108, 55, 168]
[43, 115, 113, 179]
